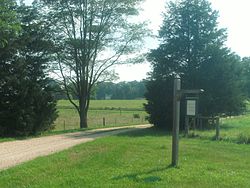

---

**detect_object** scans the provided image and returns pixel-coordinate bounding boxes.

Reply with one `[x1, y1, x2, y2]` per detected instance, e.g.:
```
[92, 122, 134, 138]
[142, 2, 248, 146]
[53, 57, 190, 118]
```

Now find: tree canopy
[145, 0, 246, 130]
[37, 0, 148, 128]
[0, 3, 58, 136]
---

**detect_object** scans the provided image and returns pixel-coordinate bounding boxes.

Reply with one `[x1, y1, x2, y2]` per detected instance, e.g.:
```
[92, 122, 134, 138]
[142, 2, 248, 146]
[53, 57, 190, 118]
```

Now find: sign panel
[186, 100, 196, 116]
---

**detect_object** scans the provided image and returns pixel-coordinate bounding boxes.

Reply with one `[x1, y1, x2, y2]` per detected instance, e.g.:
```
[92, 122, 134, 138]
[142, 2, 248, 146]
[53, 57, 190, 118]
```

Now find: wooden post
[64, 120, 66, 131]
[185, 116, 189, 137]
[103, 117, 106, 126]
[200, 117, 203, 130]
[172, 76, 181, 167]
[215, 117, 220, 140]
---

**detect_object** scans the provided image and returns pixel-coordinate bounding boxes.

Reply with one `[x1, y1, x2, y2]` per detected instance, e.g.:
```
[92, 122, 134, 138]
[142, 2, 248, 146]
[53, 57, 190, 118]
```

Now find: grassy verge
[188, 114, 250, 144]
[0, 138, 16, 143]
[0, 128, 249, 187]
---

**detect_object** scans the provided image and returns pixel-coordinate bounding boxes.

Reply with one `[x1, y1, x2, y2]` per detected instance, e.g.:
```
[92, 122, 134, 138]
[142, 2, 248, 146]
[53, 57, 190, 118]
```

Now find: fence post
[103, 117, 106, 126]
[215, 117, 220, 140]
[64, 120, 66, 131]
[185, 116, 189, 137]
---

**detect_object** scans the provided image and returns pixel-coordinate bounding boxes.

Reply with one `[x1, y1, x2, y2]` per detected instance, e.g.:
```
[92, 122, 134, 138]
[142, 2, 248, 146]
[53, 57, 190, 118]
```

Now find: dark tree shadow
[115, 127, 171, 138]
[112, 165, 173, 183]
[58, 126, 170, 141]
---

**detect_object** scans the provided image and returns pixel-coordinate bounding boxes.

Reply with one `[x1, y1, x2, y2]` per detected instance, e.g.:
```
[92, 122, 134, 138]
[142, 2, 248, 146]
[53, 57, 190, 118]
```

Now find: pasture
[54, 100, 148, 131]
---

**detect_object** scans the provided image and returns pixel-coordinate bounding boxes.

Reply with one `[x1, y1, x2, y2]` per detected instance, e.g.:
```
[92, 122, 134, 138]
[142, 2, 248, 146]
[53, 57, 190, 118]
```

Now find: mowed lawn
[1, 128, 250, 188]
[54, 100, 148, 131]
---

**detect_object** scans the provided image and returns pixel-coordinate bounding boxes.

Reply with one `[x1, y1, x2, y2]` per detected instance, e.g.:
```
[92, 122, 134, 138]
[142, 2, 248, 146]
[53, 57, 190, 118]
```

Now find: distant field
[54, 100, 148, 131]
[1, 128, 249, 187]
[57, 99, 146, 110]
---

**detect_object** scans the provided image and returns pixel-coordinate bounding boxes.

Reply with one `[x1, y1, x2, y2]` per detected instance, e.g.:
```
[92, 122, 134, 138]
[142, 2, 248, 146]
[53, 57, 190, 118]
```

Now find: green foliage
[1, 128, 250, 187]
[145, 0, 246, 129]
[0, 0, 20, 47]
[144, 78, 174, 131]
[0, 4, 58, 136]
[241, 57, 250, 97]
[95, 81, 146, 100]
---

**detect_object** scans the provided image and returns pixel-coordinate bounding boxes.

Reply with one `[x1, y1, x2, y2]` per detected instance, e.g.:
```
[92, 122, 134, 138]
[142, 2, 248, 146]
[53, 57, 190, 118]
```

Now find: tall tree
[145, 0, 245, 130]
[0, 3, 58, 136]
[38, 0, 148, 128]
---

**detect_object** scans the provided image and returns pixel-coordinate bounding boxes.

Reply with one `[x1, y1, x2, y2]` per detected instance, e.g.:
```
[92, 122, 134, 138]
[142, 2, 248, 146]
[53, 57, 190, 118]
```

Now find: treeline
[51, 80, 146, 100]
[95, 81, 146, 100]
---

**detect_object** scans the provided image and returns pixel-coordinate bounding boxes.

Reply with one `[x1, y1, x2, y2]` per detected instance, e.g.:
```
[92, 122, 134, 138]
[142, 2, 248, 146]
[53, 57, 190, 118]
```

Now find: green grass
[189, 114, 250, 144]
[57, 99, 146, 110]
[1, 128, 250, 187]
[0, 138, 16, 143]
[54, 99, 148, 131]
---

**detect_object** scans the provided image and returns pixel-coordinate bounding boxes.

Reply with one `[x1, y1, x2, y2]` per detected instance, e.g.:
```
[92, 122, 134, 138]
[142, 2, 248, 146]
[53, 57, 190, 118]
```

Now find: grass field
[189, 115, 250, 144]
[1, 128, 250, 187]
[54, 100, 148, 131]
[57, 99, 146, 110]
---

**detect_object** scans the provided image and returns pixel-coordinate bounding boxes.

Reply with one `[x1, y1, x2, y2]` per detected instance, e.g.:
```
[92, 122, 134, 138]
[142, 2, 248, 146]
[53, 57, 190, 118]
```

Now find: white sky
[24, 0, 250, 81]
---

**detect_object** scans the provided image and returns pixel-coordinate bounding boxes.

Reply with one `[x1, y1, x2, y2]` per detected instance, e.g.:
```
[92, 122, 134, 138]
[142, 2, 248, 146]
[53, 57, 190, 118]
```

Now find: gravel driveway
[0, 124, 151, 171]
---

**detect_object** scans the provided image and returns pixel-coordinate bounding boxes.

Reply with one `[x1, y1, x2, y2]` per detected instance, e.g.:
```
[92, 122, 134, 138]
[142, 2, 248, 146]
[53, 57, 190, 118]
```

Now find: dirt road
[0, 124, 151, 171]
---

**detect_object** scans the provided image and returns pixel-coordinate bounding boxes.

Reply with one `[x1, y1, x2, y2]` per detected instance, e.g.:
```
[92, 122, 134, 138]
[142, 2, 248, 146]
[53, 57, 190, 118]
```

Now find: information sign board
[186, 100, 196, 116]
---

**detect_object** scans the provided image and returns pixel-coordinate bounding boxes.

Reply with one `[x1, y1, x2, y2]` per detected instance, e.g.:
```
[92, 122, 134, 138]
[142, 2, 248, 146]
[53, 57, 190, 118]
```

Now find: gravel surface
[0, 124, 151, 171]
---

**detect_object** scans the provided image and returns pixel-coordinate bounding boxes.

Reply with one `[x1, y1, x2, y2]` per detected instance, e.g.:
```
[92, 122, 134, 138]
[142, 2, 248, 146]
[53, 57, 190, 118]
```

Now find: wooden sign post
[172, 76, 181, 167]
[172, 76, 203, 167]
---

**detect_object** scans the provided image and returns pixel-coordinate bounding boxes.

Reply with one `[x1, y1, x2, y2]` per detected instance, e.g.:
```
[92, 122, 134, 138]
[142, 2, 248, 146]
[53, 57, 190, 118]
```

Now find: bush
[144, 78, 173, 130]
[0, 60, 58, 137]
[144, 78, 186, 131]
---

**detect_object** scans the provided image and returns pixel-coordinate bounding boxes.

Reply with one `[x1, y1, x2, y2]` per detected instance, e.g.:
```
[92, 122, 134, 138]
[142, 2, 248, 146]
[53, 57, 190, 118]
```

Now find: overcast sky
[24, 0, 250, 81]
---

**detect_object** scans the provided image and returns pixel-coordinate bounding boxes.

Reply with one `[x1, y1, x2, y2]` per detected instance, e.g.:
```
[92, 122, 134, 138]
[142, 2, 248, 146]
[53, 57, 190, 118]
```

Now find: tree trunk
[80, 110, 88, 128]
